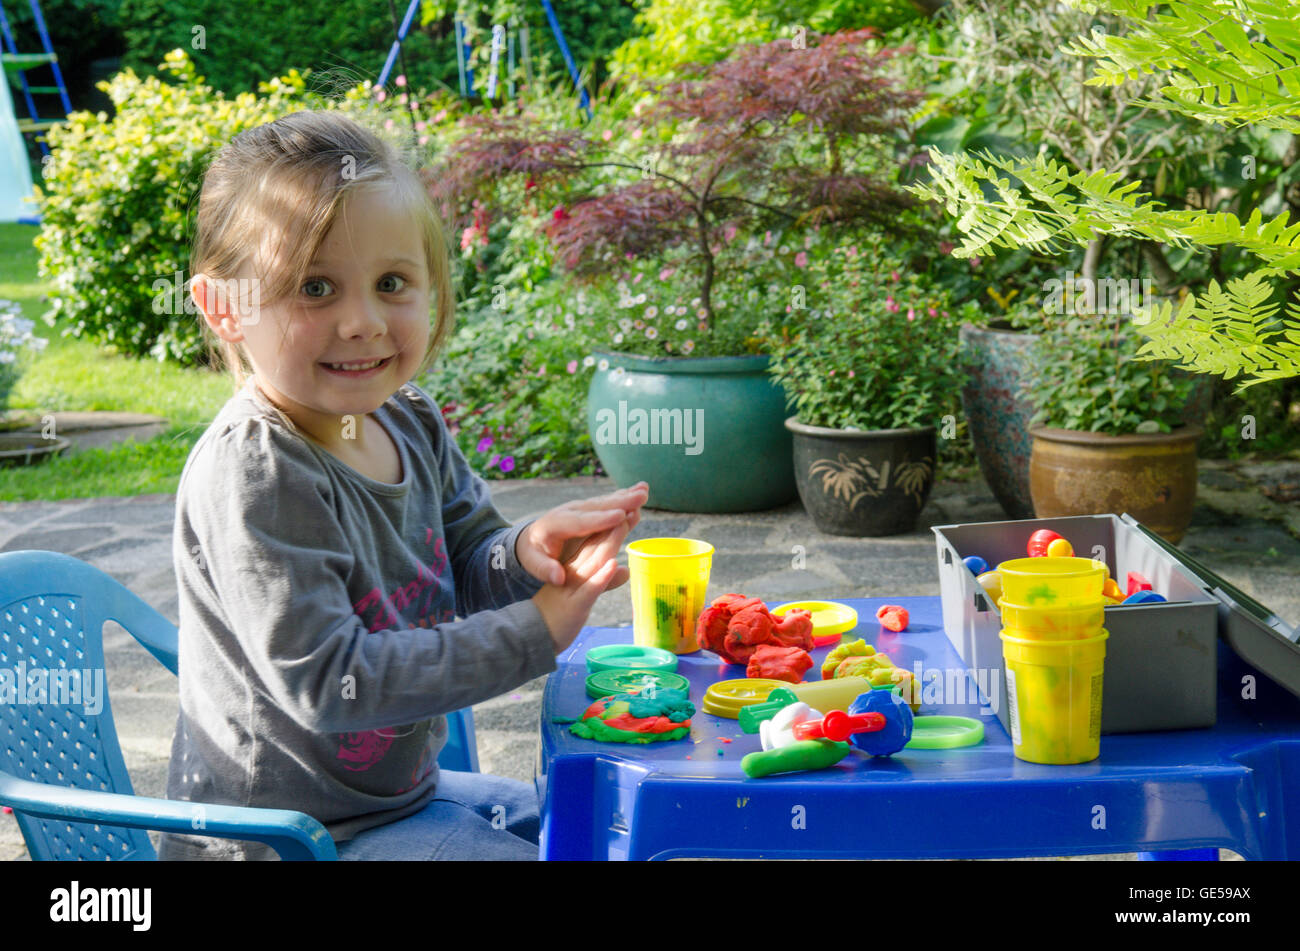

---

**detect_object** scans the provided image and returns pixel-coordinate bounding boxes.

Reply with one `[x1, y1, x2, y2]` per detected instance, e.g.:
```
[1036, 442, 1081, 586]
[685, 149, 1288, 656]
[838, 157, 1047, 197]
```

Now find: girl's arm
[409, 383, 544, 615]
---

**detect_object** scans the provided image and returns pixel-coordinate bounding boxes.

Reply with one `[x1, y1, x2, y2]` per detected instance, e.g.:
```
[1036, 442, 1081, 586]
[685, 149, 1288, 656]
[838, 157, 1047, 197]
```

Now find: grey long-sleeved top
[156, 378, 553, 860]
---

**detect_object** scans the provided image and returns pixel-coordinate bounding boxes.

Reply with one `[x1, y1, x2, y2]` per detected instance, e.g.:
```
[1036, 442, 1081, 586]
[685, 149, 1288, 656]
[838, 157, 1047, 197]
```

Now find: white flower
[0, 351, 15, 364]
[675, 319, 688, 331]
[619, 318, 632, 332]
[636, 293, 647, 304]
[644, 305, 658, 320]
[614, 333, 624, 343]
[583, 355, 595, 367]
[646, 327, 658, 339]
[597, 358, 610, 371]
[690, 297, 701, 308]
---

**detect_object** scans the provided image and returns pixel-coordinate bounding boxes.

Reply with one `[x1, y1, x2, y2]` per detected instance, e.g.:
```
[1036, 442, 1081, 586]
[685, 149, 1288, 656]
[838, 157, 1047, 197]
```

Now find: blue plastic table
[537, 597, 1300, 860]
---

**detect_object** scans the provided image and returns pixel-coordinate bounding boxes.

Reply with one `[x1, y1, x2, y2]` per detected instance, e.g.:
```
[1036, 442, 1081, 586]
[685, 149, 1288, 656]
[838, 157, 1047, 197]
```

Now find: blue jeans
[336, 771, 540, 861]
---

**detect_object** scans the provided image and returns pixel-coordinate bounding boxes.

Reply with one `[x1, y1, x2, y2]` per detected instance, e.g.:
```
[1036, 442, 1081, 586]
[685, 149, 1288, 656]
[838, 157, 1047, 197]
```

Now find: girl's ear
[191, 273, 246, 342]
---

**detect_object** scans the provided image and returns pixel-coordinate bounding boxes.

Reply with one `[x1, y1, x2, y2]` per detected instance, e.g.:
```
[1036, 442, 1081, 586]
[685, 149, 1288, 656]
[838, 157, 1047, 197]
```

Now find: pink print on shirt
[337, 730, 397, 771]
[351, 536, 450, 633]
[338, 531, 457, 773]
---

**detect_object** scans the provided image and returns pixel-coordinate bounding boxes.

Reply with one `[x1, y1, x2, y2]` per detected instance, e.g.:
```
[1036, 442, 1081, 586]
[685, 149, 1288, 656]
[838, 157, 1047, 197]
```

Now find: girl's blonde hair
[190, 109, 455, 390]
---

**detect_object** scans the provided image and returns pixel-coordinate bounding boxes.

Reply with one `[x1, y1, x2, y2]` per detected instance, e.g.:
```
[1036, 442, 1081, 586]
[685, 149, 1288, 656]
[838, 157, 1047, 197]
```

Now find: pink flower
[891, 270, 900, 282]
[477, 436, 494, 453]
[970, 257, 983, 269]
[848, 245, 858, 257]
[794, 251, 809, 268]
[724, 224, 738, 243]
[829, 369, 836, 376]
[566, 360, 578, 374]
[500, 456, 516, 473]
[907, 308, 916, 321]
[396, 74, 407, 87]
[633, 272, 643, 284]
[848, 370, 855, 378]
[886, 297, 900, 313]
[804, 235, 813, 249]
[928, 307, 938, 317]
[632, 128, 643, 139]
[537, 365, 546, 376]
[434, 109, 448, 122]
[376, 89, 387, 102]
[602, 129, 614, 141]
[488, 453, 500, 468]
[460, 227, 477, 251]
[764, 230, 773, 246]
[659, 267, 676, 280]
[939, 241, 955, 255]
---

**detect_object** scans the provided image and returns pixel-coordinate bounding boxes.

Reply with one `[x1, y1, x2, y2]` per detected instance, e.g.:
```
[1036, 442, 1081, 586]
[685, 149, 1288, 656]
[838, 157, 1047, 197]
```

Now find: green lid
[585, 667, 690, 701]
[904, 715, 985, 749]
[585, 644, 679, 674]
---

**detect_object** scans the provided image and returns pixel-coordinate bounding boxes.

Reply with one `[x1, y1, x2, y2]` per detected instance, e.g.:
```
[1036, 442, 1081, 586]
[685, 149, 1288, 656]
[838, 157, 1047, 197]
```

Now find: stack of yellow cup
[996, 556, 1109, 764]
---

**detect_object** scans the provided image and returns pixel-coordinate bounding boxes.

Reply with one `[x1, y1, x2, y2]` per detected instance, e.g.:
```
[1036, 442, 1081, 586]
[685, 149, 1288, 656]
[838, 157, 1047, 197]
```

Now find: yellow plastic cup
[997, 597, 1105, 641]
[997, 557, 1106, 608]
[1000, 630, 1107, 764]
[626, 538, 713, 653]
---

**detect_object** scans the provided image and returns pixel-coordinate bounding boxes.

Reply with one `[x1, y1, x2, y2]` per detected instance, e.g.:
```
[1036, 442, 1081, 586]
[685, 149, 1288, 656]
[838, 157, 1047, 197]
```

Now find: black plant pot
[786, 417, 937, 537]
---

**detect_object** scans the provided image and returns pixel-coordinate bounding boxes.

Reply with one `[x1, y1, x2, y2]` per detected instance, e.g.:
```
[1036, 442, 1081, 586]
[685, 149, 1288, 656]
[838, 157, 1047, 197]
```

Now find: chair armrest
[0, 772, 337, 861]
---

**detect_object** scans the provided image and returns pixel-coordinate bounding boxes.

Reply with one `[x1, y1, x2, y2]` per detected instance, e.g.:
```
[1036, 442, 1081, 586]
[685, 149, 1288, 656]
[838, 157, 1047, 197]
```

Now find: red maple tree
[424, 28, 926, 335]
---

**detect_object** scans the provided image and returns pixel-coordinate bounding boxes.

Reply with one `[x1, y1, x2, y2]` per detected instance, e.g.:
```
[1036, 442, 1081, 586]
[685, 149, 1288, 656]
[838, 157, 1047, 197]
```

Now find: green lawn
[0, 222, 234, 501]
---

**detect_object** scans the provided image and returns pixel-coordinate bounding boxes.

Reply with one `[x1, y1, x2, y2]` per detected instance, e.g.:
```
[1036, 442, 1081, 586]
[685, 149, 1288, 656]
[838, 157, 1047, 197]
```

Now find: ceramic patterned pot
[959, 323, 1040, 520]
[786, 417, 936, 536]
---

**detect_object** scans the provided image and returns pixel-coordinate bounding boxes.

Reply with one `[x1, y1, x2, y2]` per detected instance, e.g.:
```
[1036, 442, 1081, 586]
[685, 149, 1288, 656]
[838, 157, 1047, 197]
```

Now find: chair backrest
[0, 550, 177, 860]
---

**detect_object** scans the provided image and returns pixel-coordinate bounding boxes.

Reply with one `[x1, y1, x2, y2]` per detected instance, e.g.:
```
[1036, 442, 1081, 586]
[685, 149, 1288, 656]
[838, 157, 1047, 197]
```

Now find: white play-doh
[759, 701, 824, 751]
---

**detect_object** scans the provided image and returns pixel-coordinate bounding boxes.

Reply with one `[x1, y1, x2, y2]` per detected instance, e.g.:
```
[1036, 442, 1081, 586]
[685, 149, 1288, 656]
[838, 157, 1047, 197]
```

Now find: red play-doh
[745, 644, 814, 684]
[694, 593, 813, 664]
[876, 604, 909, 632]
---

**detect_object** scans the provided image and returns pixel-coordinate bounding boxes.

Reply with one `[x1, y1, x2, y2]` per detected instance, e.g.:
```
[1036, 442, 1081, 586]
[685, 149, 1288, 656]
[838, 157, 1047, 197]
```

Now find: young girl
[158, 109, 648, 861]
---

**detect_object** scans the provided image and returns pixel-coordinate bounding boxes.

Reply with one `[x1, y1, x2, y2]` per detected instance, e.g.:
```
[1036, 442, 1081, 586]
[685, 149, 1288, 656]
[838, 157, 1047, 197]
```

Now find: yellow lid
[771, 601, 858, 646]
[701, 678, 789, 718]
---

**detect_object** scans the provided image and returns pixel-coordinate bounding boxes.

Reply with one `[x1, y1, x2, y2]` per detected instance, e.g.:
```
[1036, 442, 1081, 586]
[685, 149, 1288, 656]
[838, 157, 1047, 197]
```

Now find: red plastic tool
[793, 709, 887, 742]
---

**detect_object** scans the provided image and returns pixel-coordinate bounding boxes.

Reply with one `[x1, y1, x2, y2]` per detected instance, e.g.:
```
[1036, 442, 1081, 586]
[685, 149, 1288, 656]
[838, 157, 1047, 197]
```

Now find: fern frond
[1064, 0, 1300, 132]
[1136, 272, 1300, 388]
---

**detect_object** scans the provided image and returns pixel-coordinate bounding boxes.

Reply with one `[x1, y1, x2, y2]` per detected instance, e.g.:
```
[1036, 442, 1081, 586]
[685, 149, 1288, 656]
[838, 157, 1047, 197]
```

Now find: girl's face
[219, 185, 432, 444]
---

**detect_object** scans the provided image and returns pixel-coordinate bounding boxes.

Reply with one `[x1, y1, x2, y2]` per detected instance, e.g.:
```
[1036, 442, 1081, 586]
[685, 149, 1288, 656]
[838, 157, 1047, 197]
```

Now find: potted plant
[427, 28, 927, 512]
[908, 0, 1232, 519]
[1020, 309, 1202, 542]
[760, 233, 972, 536]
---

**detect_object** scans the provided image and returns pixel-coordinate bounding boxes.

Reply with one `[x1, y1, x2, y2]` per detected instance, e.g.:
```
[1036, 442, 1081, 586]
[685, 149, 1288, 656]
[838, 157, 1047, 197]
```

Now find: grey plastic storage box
[933, 513, 1221, 734]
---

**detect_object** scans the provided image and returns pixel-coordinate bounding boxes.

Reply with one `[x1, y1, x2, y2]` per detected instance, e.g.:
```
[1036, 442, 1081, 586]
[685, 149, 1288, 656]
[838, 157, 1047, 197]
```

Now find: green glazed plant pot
[586, 351, 797, 513]
[786, 417, 937, 536]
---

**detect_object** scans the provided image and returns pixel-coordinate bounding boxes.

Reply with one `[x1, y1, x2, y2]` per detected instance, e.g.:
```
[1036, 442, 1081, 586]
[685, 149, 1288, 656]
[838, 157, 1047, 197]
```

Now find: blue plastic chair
[0, 550, 478, 860]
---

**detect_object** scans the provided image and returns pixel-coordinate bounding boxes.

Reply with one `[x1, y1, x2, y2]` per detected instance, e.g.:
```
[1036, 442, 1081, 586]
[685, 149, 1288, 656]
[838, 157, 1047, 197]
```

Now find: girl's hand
[516, 482, 649, 589]
[531, 514, 632, 654]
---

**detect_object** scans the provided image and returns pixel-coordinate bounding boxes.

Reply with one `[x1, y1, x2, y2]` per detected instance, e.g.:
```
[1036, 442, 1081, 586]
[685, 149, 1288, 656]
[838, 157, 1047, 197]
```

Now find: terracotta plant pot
[786, 417, 936, 536]
[1028, 425, 1203, 544]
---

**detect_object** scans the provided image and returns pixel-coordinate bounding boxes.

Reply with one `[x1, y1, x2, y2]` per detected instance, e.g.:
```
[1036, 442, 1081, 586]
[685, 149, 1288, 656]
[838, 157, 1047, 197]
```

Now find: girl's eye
[302, 278, 332, 298]
[379, 274, 407, 293]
